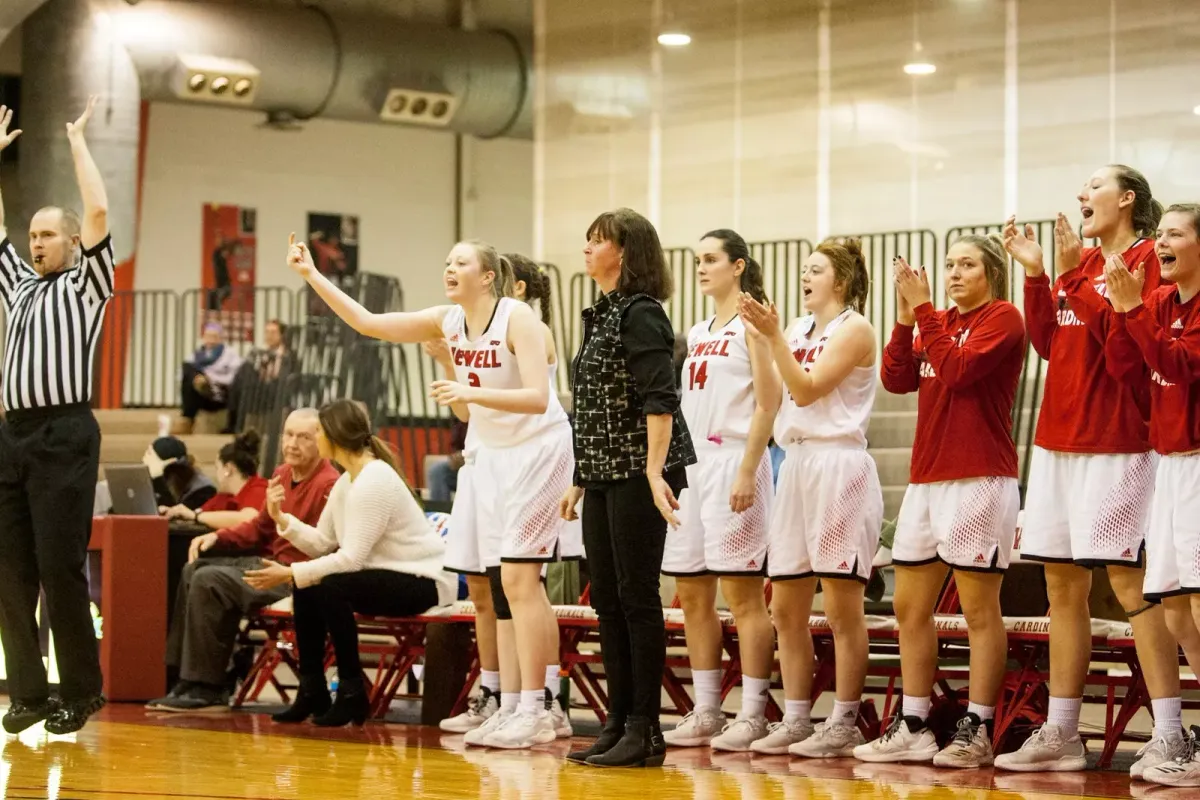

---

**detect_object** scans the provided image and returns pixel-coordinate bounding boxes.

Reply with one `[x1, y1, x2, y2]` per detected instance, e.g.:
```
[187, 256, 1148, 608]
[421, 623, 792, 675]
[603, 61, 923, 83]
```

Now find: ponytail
[700, 228, 768, 303]
[1111, 164, 1163, 239]
[367, 435, 423, 507]
[740, 256, 767, 304]
[506, 253, 553, 326]
[816, 237, 869, 315]
[461, 239, 515, 299]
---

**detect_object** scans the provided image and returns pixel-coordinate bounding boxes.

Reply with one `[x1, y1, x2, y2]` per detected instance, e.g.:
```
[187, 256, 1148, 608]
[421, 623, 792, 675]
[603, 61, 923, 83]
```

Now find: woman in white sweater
[244, 399, 455, 726]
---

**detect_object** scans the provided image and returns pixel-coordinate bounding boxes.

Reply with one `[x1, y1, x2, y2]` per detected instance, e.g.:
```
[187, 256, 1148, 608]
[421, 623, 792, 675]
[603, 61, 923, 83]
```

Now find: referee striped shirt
[0, 235, 115, 411]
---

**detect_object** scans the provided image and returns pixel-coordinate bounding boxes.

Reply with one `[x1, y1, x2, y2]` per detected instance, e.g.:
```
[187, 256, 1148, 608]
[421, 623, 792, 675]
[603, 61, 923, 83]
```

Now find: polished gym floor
[0, 702, 1188, 799]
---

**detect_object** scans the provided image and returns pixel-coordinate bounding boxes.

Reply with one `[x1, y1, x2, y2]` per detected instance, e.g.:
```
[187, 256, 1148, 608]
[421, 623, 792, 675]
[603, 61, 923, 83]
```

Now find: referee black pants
[0, 403, 103, 702]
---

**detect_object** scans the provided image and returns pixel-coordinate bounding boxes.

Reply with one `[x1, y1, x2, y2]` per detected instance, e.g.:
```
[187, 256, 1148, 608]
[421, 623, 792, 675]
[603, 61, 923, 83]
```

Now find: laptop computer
[104, 464, 160, 516]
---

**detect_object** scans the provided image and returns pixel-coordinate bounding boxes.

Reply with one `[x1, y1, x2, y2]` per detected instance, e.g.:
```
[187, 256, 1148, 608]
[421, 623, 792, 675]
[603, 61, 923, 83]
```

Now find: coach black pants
[581, 470, 684, 722]
[0, 403, 103, 701]
[292, 570, 439, 689]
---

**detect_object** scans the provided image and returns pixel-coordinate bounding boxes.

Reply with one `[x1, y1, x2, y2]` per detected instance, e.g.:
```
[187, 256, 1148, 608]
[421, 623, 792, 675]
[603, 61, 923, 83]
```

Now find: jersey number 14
[688, 360, 709, 390]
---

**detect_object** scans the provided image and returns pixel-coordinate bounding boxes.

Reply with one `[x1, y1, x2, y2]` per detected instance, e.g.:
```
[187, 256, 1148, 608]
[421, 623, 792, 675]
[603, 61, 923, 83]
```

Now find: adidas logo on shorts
[974, 553, 987, 564]
[746, 559, 758, 569]
[837, 561, 849, 570]
[538, 546, 549, 555]
[1121, 547, 1133, 558]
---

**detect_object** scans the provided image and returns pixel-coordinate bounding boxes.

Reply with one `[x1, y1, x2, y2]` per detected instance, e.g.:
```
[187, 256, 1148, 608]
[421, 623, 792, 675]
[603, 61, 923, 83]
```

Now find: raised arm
[914, 303, 1025, 389]
[430, 303, 550, 415]
[287, 234, 446, 342]
[1004, 217, 1058, 359]
[0, 104, 21, 241]
[0, 104, 33, 302]
[66, 97, 108, 249]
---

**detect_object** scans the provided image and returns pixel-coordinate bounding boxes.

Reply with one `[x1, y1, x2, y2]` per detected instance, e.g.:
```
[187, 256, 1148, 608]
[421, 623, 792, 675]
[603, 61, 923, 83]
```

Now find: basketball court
[0, 703, 1185, 800]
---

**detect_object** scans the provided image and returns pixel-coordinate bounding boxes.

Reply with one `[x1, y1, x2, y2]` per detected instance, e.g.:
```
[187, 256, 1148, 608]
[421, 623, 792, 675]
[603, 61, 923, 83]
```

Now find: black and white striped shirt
[0, 235, 115, 411]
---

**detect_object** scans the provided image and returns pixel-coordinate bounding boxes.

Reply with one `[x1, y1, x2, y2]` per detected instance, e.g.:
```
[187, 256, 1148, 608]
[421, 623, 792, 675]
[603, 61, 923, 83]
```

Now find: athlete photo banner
[200, 203, 257, 340]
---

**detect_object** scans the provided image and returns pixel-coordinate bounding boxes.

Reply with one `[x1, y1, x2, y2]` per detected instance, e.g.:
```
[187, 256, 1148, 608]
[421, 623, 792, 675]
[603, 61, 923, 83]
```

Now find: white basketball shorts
[472, 423, 578, 567]
[1144, 453, 1200, 602]
[1020, 447, 1156, 567]
[443, 460, 490, 574]
[661, 444, 773, 577]
[767, 443, 883, 584]
[893, 476, 1020, 572]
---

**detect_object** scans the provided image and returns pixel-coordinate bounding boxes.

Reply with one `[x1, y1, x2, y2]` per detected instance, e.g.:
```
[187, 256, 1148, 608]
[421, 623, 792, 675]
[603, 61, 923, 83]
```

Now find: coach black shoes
[566, 714, 627, 763]
[45, 695, 106, 735]
[3, 698, 59, 734]
[585, 716, 666, 768]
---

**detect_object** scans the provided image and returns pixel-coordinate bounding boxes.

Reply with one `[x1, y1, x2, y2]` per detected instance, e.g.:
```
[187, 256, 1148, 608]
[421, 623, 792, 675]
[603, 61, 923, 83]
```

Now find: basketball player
[738, 239, 883, 758]
[436, 254, 579, 740]
[287, 236, 572, 749]
[998, 166, 1184, 775]
[1105, 203, 1200, 788]
[661, 230, 778, 751]
[857, 236, 1025, 768]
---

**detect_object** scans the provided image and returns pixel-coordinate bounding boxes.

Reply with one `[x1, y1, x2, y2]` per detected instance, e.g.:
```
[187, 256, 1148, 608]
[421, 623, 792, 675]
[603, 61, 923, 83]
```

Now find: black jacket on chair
[571, 291, 696, 484]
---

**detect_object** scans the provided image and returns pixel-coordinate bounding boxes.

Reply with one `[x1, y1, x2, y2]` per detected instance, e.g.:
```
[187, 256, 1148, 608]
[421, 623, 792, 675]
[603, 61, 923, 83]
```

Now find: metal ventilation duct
[114, 0, 530, 139]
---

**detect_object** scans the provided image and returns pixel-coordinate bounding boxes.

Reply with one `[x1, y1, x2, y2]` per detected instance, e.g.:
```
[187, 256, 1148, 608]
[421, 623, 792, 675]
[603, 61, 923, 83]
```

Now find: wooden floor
[0, 703, 1188, 800]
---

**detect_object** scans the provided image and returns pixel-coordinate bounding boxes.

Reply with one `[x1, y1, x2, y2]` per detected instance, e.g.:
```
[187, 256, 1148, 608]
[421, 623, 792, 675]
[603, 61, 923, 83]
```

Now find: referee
[0, 97, 111, 734]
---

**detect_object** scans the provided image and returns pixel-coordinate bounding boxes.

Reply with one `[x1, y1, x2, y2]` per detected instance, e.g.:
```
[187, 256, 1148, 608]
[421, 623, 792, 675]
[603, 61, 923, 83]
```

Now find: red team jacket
[1023, 240, 1161, 454]
[1105, 285, 1200, 455]
[881, 300, 1026, 484]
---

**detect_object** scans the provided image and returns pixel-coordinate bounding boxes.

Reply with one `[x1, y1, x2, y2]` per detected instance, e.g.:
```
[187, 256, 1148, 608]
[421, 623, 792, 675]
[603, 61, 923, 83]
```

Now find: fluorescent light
[904, 62, 937, 76]
[1193, 104, 1200, 116]
[657, 32, 691, 47]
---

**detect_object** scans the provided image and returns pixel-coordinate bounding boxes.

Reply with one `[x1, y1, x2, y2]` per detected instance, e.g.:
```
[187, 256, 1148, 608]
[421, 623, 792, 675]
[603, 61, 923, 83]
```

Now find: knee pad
[488, 566, 512, 621]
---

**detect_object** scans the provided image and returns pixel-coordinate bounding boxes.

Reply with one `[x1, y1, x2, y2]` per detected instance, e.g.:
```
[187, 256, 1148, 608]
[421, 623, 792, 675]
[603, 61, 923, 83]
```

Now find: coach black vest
[571, 291, 696, 483]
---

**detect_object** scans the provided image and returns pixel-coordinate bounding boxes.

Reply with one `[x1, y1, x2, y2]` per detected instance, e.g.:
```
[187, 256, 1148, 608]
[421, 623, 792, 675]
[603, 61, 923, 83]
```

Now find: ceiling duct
[114, 0, 529, 139]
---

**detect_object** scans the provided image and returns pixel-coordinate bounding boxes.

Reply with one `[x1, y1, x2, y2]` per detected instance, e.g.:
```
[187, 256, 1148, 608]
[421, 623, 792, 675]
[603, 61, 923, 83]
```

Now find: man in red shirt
[146, 409, 340, 712]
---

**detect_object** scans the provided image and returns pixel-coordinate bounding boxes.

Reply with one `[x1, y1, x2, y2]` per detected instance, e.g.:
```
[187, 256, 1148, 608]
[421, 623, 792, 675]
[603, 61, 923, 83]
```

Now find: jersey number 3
[467, 373, 481, 388]
[688, 360, 708, 391]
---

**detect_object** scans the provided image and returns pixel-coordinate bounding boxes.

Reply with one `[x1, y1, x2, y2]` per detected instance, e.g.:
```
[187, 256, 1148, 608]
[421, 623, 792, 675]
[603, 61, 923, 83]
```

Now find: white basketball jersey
[773, 309, 876, 448]
[441, 297, 568, 448]
[681, 315, 756, 446]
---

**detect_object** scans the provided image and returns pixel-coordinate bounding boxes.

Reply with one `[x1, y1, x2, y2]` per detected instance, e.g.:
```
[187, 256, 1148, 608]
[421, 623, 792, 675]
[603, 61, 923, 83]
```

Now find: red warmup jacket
[1023, 241, 1161, 454]
[881, 300, 1026, 484]
[1105, 285, 1200, 455]
[214, 461, 340, 565]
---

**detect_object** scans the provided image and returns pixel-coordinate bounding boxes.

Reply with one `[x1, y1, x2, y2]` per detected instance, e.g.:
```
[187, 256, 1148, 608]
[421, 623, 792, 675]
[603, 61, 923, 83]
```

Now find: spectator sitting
[145, 436, 217, 511]
[246, 399, 455, 727]
[173, 321, 244, 435]
[145, 409, 340, 713]
[426, 417, 467, 504]
[224, 319, 297, 434]
[160, 430, 268, 531]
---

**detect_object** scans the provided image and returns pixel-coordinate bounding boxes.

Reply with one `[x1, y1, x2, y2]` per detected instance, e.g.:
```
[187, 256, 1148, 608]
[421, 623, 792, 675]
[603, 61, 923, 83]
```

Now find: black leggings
[581, 470, 684, 722]
[292, 569, 438, 689]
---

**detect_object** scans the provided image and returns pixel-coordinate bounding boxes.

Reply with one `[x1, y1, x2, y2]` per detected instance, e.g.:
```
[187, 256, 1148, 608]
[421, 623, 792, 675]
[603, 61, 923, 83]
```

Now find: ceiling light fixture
[1193, 104, 1200, 116]
[657, 32, 691, 46]
[903, 61, 936, 75]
